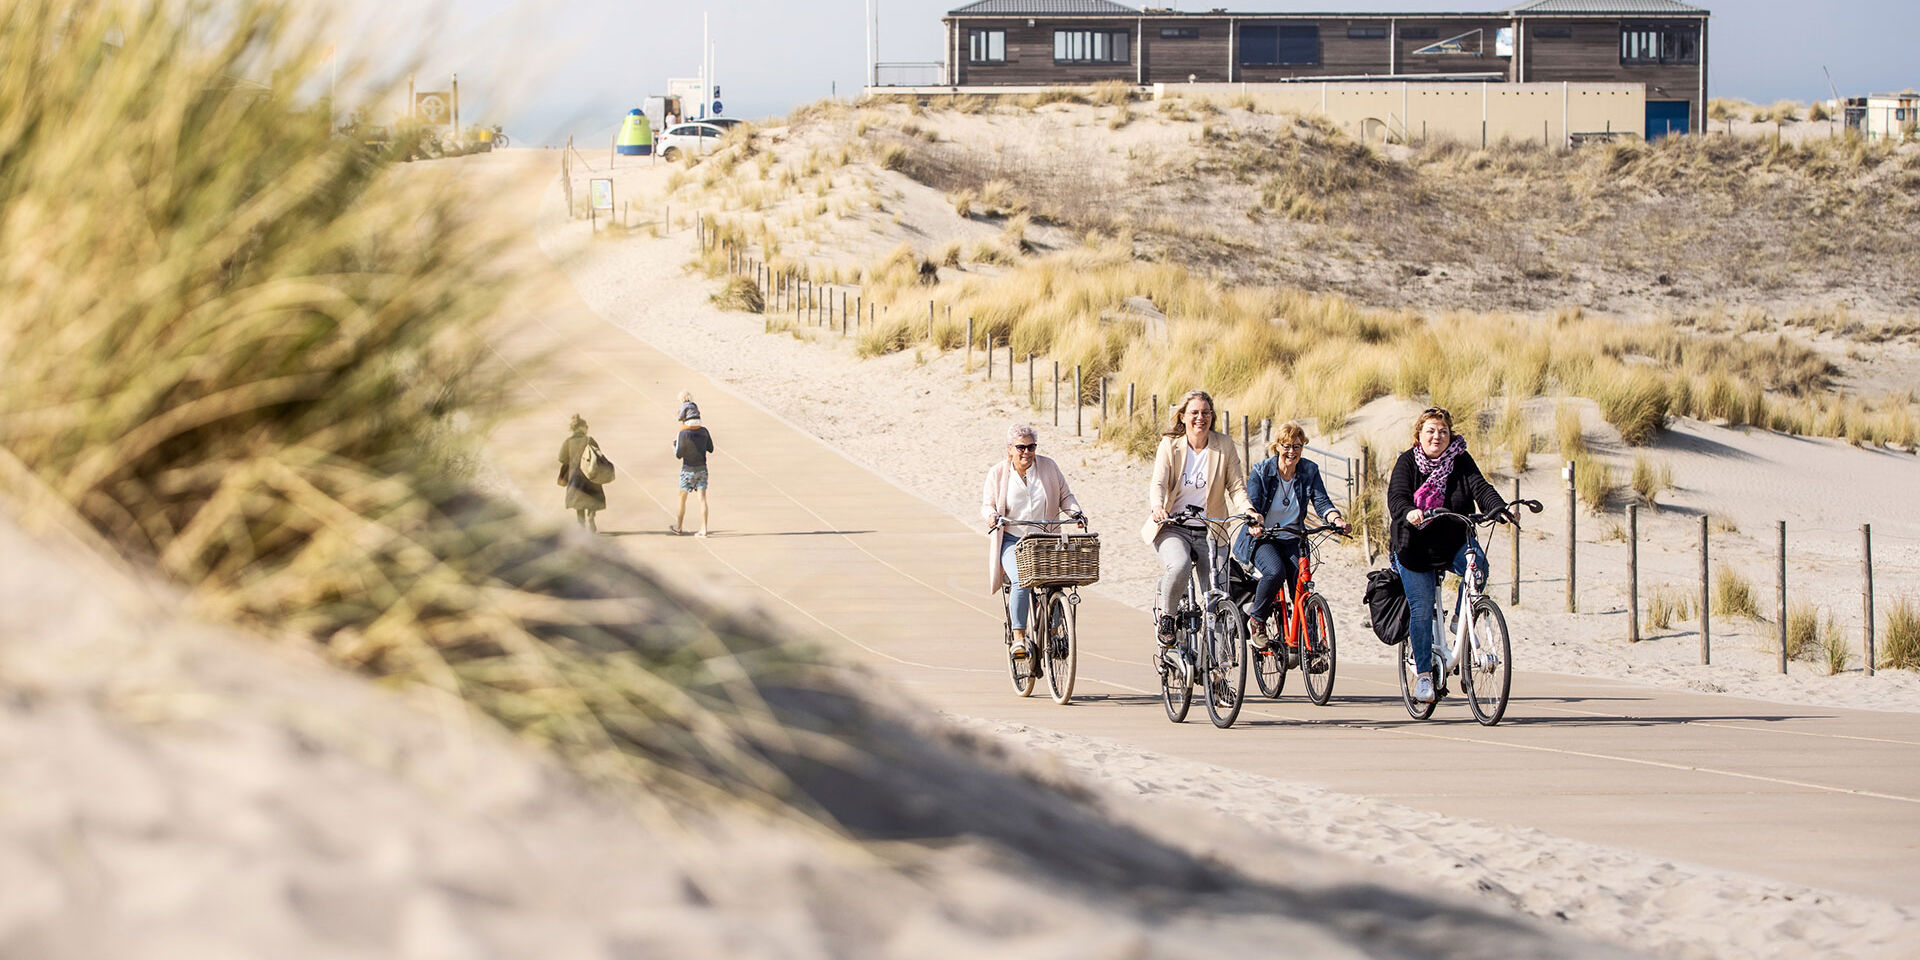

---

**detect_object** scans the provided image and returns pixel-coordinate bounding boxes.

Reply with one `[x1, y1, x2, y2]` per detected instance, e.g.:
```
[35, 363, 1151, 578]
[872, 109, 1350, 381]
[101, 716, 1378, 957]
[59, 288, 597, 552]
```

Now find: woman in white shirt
[981, 424, 1084, 658]
[1141, 390, 1251, 648]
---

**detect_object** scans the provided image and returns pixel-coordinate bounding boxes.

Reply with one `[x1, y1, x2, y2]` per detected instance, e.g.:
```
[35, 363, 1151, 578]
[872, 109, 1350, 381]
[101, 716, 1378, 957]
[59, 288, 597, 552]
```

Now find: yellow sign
[414, 91, 451, 126]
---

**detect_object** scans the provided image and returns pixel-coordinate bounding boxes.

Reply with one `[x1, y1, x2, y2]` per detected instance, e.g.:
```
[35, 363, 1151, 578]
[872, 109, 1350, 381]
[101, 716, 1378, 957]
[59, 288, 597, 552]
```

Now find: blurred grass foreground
[0, 0, 835, 813]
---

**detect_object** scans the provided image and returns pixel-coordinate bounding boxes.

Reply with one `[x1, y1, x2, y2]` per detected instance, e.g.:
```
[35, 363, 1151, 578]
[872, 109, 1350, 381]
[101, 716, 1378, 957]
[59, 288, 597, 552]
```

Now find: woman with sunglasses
[982, 424, 1084, 660]
[1142, 390, 1252, 650]
[1232, 421, 1350, 649]
[1390, 406, 1508, 703]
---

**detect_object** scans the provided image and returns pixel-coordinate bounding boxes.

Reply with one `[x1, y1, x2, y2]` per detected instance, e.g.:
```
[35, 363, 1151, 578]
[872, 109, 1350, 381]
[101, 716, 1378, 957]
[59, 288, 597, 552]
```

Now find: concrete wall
[1156, 80, 1645, 144]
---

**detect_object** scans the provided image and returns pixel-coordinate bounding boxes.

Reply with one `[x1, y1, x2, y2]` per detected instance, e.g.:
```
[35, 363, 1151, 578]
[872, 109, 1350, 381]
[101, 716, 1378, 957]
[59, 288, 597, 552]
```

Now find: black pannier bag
[1364, 568, 1410, 646]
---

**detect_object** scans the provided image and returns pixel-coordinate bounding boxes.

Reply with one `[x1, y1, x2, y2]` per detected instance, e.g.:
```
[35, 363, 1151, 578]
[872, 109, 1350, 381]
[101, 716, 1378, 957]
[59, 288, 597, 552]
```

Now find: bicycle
[1154, 506, 1248, 728]
[1395, 497, 1543, 726]
[995, 515, 1098, 705]
[1240, 522, 1350, 706]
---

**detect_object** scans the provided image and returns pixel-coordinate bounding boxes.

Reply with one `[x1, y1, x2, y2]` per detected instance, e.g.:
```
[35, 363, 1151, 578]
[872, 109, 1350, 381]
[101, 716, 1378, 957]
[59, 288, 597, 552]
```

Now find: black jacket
[674, 425, 714, 467]
[1387, 446, 1504, 572]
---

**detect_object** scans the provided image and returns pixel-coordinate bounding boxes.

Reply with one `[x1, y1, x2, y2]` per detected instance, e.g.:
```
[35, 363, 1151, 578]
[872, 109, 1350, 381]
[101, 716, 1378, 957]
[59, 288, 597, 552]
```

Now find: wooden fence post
[928, 300, 935, 344]
[1007, 344, 1014, 388]
[1511, 478, 1521, 607]
[1075, 363, 1083, 437]
[1863, 523, 1876, 676]
[1627, 504, 1639, 642]
[1565, 459, 1577, 614]
[1053, 362, 1061, 427]
[1127, 382, 1135, 421]
[1099, 377, 1107, 432]
[965, 318, 973, 368]
[987, 337, 994, 378]
[1699, 514, 1711, 665]
[1777, 520, 1788, 674]
[1027, 355, 1035, 407]
[1242, 415, 1250, 470]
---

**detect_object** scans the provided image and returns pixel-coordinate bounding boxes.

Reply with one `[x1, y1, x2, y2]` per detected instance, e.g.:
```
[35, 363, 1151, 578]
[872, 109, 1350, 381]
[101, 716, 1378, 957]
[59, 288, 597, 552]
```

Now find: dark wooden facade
[946, 5, 1709, 130]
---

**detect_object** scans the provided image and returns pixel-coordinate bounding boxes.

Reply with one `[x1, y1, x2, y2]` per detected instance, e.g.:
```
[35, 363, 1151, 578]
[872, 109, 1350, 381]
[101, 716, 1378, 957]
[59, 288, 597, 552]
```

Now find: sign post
[589, 178, 614, 231]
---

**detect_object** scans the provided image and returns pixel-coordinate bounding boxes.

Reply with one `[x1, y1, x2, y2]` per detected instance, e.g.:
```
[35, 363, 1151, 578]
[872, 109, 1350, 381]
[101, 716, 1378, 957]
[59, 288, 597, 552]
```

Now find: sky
[346, 0, 1919, 145]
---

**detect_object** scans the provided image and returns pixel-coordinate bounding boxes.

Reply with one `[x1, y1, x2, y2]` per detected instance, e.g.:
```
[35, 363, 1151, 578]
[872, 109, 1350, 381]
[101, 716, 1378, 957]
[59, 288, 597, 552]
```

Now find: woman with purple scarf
[1388, 407, 1507, 703]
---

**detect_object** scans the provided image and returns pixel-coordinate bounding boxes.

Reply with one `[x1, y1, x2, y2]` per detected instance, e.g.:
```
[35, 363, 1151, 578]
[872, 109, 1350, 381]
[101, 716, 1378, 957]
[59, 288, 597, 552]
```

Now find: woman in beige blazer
[1141, 390, 1251, 647]
[982, 424, 1083, 658]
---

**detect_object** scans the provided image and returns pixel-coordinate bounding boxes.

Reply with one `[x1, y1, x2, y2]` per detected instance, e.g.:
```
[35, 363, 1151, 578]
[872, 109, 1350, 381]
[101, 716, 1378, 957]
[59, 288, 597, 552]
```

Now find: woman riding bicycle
[982, 424, 1084, 661]
[1389, 407, 1508, 704]
[1232, 421, 1350, 649]
[1142, 390, 1250, 651]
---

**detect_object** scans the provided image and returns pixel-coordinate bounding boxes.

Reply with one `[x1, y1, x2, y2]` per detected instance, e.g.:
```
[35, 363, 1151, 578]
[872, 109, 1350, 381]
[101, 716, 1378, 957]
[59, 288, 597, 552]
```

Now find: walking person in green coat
[558, 413, 607, 532]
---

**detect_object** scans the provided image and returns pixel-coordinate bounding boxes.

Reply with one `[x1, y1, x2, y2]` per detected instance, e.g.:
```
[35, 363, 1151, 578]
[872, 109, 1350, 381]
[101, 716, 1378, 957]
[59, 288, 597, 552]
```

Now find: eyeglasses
[1190, 410, 1214, 420]
[1279, 443, 1304, 452]
[1012, 443, 1037, 451]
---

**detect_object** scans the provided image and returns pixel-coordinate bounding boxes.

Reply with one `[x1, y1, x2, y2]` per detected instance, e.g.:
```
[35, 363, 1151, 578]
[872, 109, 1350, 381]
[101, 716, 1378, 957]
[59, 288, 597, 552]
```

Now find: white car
[657, 122, 726, 162]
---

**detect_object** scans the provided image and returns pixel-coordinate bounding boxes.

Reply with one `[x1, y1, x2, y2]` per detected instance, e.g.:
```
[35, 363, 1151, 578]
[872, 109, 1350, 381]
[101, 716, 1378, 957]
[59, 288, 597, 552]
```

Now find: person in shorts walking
[673, 414, 715, 537]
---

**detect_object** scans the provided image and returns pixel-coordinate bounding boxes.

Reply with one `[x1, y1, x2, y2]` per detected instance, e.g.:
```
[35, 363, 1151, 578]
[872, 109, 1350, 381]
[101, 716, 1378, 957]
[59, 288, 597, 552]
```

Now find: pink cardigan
[980, 455, 1082, 594]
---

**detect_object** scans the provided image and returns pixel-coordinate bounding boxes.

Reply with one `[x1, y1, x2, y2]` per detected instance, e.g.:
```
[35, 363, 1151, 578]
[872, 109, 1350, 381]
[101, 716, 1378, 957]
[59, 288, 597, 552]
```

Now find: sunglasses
[1012, 443, 1037, 451]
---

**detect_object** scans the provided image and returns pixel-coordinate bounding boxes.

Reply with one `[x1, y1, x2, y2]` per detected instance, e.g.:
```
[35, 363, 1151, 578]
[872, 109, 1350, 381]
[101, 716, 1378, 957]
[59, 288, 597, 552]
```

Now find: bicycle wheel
[1253, 618, 1287, 699]
[1397, 640, 1437, 720]
[1004, 589, 1035, 697]
[1045, 592, 1078, 705]
[1160, 604, 1194, 723]
[1464, 597, 1512, 726]
[1299, 593, 1338, 706]
[1204, 598, 1248, 728]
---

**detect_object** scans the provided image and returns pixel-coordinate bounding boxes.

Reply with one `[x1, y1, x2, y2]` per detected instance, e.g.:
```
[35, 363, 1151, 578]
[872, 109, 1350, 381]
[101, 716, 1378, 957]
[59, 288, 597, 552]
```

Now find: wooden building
[942, 0, 1709, 137]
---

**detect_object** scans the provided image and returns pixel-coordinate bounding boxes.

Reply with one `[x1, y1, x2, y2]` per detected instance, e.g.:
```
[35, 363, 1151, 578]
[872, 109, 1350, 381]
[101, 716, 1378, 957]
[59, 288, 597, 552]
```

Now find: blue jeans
[1001, 531, 1031, 631]
[1394, 539, 1486, 675]
[1246, 538, 1303, 624]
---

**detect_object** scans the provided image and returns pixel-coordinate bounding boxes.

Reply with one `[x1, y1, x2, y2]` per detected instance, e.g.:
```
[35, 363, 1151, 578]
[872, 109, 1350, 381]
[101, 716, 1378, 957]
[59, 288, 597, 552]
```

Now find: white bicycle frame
[1425, 548, 1487, 678]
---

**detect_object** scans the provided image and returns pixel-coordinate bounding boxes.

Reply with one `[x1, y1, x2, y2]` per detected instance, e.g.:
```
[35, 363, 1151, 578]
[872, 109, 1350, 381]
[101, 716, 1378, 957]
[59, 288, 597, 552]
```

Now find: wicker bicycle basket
[1014, 533, 1101, 587]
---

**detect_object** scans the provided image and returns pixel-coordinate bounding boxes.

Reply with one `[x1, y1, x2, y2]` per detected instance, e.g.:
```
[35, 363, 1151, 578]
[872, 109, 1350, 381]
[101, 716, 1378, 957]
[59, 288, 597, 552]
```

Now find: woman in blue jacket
[1232, 422, 1349, 648]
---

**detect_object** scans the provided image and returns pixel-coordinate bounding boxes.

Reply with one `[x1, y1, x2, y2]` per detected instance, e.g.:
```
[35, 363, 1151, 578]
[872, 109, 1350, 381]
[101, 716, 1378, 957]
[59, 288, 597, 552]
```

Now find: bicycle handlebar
[1419, 497, 1544, 530]
[1161, 505, 1241, 531]
[992, 513, 1089, 532]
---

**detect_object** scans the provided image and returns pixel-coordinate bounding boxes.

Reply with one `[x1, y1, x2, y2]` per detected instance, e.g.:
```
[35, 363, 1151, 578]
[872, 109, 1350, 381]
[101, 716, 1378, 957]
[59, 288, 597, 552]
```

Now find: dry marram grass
[0, 0, 860, 816]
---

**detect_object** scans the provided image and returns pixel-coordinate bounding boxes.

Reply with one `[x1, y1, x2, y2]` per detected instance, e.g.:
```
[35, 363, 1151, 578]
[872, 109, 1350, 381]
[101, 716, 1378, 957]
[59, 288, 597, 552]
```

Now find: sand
[0, 502, 1642, 959]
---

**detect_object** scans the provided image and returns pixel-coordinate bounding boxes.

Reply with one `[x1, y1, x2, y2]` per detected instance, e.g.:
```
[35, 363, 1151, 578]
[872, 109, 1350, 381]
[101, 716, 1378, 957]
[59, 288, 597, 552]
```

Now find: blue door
[1646, 101, 1690, 140]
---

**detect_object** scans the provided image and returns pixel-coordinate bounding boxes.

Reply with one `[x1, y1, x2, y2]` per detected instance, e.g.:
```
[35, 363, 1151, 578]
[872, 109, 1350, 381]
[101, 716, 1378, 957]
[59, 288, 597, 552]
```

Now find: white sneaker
[1415, 675, 1436, 703]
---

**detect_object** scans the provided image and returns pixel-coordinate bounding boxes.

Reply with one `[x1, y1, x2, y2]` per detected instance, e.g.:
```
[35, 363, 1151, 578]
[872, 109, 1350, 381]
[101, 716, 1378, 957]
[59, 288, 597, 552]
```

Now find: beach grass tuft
[1882, 597, 1920, 671]
[1712, 564, 1765, 622]
[1645, 584, 1693, 632]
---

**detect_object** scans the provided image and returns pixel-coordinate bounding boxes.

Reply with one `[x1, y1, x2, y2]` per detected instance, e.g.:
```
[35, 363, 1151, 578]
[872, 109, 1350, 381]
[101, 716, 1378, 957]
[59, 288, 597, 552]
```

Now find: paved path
[483, 154, 1920, 905]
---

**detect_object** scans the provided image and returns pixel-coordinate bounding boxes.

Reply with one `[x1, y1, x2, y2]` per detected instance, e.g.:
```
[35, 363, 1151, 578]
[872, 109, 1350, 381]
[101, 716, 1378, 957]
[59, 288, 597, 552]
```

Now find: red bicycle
[1243, 523, 1348, 705]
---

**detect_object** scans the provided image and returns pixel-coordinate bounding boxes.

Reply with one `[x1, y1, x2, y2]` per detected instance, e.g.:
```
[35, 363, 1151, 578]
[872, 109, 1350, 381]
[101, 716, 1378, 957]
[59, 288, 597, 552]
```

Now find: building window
[1401, 27, 1439, 40]
[969, 29, 1005, 64]
[1533, 27, 1572, 38]
[1620, 22, 1699, 65]
[1414, 29, 1482, 55]
[1347, 26, 1387, 39]
[1160, 27, 1199, 39]
[1054, 29, 1129, 64]
[1240, 25, 1319, 66]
